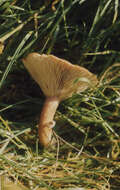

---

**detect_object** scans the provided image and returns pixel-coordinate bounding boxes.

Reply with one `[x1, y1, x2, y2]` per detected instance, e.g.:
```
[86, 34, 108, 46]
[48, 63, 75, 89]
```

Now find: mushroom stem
[38, 97, 60, 146]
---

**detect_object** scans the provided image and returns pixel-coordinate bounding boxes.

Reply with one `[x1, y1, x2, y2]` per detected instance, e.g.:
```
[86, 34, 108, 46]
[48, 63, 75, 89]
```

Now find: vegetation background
[0, 0, 120, 189]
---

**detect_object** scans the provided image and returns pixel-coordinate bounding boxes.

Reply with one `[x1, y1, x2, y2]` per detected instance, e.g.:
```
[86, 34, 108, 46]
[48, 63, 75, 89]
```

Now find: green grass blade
[0, 31, 33, 89]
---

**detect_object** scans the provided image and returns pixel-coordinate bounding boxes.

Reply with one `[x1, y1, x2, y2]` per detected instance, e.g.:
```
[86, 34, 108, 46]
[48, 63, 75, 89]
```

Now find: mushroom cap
[23, 53, 97, 100]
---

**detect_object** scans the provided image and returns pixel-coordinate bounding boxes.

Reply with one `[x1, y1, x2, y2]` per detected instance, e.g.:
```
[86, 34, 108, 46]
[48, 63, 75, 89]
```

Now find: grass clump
[0, 0, 120, 189]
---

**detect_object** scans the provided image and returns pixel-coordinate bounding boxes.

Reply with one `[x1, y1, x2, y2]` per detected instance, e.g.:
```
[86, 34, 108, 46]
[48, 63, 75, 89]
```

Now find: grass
[0, 0, 120, 189]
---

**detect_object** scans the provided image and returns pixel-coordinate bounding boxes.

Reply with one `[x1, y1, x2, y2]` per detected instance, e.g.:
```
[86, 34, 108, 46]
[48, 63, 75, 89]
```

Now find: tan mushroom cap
[23, 53, 97, 100]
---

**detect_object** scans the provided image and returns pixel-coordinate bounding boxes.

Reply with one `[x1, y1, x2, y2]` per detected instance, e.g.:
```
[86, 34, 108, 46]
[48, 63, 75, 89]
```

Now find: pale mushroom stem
[38, 96, 60, 146]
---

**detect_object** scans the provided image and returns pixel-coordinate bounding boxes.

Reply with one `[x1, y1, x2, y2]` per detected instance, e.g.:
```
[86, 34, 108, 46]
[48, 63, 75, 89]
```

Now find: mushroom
[22, 53, 97, 147]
